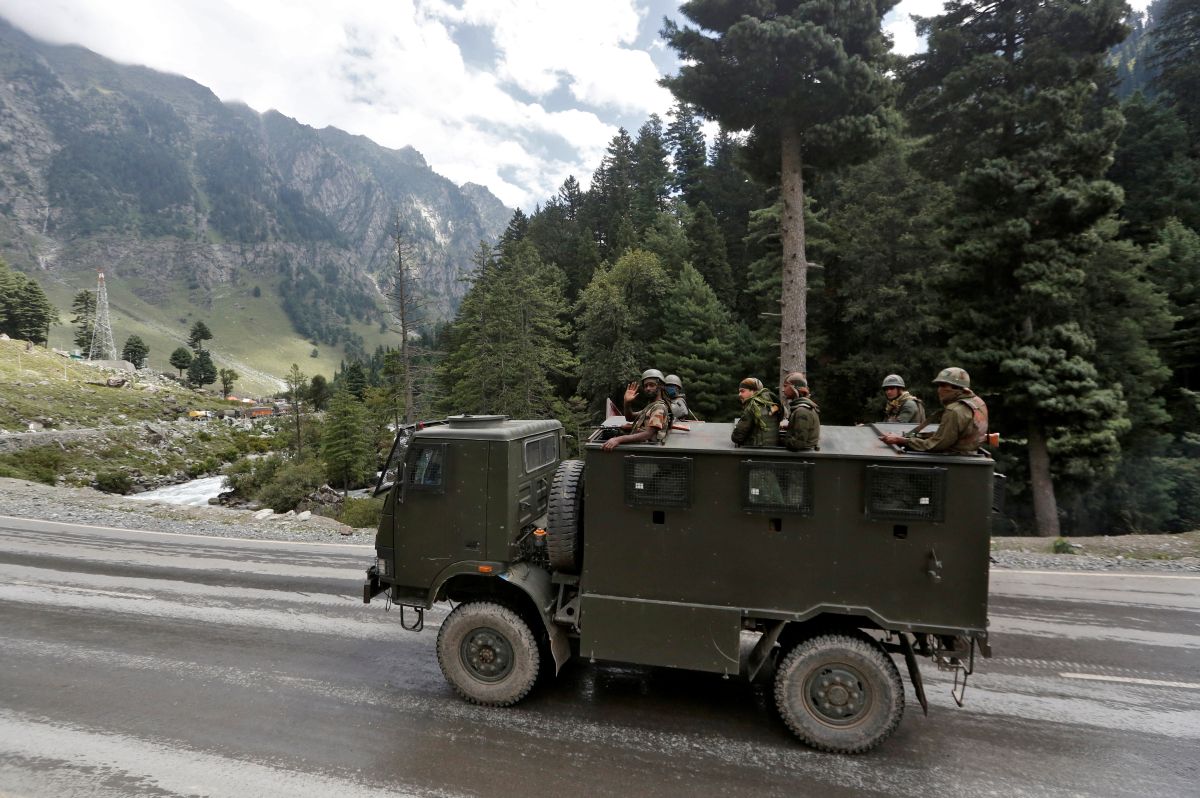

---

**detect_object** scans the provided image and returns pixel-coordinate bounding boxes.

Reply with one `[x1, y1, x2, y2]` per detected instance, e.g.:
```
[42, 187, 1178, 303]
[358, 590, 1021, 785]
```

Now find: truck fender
[499, 562, 572, 674]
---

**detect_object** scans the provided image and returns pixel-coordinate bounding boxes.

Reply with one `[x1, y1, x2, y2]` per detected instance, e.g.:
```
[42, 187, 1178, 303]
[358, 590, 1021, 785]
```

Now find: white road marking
[997, 568, 1200, 580]
[1060, 672, 1200, 690]
[0, 514, 371, 548]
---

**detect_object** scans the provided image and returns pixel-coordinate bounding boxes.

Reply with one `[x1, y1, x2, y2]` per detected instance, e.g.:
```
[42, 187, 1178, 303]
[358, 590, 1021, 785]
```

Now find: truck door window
[524, 434, 558, 473]
[407, 444, 447, 493]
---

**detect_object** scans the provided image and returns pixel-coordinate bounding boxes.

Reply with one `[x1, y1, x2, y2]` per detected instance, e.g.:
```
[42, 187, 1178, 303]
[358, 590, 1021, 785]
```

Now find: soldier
[780, 372, 820, 451]
[604, 369, 671, 451]
[879, 367, 988, 455]
[731, 377, 782, 447]
[663, 374, 694, 421]
[881, 374, 925, 424]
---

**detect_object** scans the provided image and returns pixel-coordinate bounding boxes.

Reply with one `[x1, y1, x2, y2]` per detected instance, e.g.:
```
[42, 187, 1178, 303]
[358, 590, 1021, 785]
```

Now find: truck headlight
[376, 557, 390, 577]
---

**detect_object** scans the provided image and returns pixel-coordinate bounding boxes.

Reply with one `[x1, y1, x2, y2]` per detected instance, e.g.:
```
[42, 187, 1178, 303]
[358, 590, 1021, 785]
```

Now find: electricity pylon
[87, 271, 116, 361]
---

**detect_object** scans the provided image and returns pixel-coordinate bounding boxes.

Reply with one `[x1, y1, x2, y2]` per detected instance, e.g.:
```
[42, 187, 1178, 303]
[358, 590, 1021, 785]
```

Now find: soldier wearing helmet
[880, 374, 925, 424]
[880, 367, 988, 455]
[780, 371, 820, 451]
[605, 368, 671, 451]
[663, 374, 695, 421]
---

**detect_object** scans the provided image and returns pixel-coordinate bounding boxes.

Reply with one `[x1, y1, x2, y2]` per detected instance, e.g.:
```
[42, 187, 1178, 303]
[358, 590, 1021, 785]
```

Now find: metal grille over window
[740, 460, 814, 515]
[524, 434, 558, 473]
[407, 445, 447, 493]
[623, 456, 692, 508]
[864, 465, 946, 522]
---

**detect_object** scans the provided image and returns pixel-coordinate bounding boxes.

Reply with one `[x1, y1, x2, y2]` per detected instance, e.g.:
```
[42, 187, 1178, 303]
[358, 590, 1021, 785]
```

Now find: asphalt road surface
[1, 516, 1196, 798]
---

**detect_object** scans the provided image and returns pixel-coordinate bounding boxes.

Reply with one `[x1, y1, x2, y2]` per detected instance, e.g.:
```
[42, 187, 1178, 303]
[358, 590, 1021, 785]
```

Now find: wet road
[1, 516, 1197, 798]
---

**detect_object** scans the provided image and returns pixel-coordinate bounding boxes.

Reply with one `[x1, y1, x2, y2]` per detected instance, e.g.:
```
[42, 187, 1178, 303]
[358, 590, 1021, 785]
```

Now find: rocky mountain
[0, 17, 511, 378]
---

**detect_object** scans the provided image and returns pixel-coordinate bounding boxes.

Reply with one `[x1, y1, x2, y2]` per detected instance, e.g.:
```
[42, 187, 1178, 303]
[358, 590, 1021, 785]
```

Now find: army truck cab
[364, 414, 996, 753]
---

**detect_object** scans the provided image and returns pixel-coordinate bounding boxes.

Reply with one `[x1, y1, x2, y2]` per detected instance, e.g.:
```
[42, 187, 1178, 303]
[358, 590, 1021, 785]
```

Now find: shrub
[255, 457, 324, 513]
[2, 447, 66, 485]
[95, 470, 132, 494]
[1051, 537, 1075, 555]
[339, 496, 384, 529]
[222, 454, 280, 499]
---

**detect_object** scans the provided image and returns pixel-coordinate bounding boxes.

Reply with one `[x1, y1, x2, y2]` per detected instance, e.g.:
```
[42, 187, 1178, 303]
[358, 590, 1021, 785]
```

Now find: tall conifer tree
[663, 0, 897, 380]
[903, 0, 1131, 536]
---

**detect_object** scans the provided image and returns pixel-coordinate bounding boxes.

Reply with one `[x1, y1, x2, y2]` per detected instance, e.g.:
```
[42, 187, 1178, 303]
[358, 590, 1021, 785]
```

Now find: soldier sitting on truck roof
[881, 373, 925, 424]
[731, 377, 782, 447]
[880, 367, 988, 455]
[663, 374, 697, 421]
[780, 371, 820, 451]
[603, 369, 672, 451]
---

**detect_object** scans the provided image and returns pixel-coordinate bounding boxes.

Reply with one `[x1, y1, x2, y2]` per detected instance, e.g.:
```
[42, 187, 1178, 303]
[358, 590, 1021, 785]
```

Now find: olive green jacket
[731, 389, 781, 447]
[903, 390, 987, 454]
[782, 396, 821, 451]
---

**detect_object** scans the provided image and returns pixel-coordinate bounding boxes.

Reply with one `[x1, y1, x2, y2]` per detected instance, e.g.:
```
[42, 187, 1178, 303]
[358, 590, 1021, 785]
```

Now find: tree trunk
[1027, 422, 1060, 537]
[779, 125, 808, 386]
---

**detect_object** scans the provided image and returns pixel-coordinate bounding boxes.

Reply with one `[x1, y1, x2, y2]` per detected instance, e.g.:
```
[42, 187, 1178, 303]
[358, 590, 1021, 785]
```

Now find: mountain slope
[0, 17, 510, 392]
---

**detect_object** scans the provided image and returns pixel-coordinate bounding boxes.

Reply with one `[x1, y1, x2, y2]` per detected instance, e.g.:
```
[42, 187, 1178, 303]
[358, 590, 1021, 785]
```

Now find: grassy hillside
[36, 270, 400, 396]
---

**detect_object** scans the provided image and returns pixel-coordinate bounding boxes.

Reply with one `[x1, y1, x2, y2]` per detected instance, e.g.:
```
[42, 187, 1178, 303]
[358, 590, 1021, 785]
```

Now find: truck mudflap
[500, 562, 572, 674]
[363, 565, 386, 604]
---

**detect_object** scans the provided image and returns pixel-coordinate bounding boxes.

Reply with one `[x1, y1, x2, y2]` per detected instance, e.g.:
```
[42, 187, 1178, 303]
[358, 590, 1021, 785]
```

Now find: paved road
[1, 516, 1196, 798]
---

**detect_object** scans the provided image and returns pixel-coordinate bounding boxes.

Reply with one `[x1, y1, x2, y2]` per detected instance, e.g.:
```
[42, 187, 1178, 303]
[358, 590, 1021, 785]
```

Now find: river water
[127, 475, 228, 506]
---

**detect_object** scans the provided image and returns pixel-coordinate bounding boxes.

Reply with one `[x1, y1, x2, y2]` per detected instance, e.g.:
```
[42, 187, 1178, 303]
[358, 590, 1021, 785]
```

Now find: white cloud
[0, 0, 677, 210]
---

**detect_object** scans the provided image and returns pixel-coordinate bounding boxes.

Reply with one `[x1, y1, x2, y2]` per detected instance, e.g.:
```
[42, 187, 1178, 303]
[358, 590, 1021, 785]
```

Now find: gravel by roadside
[2, 477, 1197, 571]
[0, 477, 375, 545]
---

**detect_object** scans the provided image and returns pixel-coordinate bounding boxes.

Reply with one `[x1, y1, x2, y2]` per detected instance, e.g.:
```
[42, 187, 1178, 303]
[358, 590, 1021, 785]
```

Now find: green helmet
[932, 367, 970, 390]
[881, 374, 906, 389]
[663, 374, 683, 389]
[640, 368, 665, 384]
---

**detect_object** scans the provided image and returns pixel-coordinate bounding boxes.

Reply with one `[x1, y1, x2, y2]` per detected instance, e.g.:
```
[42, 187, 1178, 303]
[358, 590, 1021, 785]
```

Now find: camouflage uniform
[631, 398, 671, 444]
[731, 387, 781, 447]
[903, 389, 987, 455]
[782, 396, 821, 451]
[883, 391, 925, 424]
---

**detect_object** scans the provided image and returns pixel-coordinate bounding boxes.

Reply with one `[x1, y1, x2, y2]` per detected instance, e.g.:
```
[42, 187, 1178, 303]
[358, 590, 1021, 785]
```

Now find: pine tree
[341, 361, 368, 400]
[438, 240, 577, 419]
[1149, 0, 1200, 138]
[665, 101, 708, 207]
[585, 129, 637, 262]
[187, 320, 213, 352]
[186, 350, 217, 388]
[903, 0, 1132, 536]
[169, 347, 193, 378]
[686, 202, 735, 304]
[650, 264, 737, 420]
[321, 387, 374, 494]
[285, 363, 308, 455]
[631, 115, 672, 234]
[663, 0, 897, 380]
[71, 290, 95, 351]
[575, 249, 670, 414]
[121, 335, 149, 368]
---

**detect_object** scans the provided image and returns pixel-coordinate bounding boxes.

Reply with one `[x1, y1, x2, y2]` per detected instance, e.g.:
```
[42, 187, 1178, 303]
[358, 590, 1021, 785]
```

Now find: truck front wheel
[774, 633, 904, 753]
[437, 601, 540, 706]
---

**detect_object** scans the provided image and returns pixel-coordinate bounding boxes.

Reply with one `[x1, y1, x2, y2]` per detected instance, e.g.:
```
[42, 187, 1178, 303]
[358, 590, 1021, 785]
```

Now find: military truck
[363, 414, 997, 753]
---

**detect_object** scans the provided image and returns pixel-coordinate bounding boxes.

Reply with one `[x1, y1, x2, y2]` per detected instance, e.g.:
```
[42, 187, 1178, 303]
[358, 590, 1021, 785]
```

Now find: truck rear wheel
[547, 459, 585, 573]
[436, 601, 540, 706]
[774, 633, 904, 753]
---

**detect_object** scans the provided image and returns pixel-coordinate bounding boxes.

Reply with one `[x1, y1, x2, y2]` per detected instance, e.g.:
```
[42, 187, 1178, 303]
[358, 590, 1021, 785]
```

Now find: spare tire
[546, 459, 585, 573]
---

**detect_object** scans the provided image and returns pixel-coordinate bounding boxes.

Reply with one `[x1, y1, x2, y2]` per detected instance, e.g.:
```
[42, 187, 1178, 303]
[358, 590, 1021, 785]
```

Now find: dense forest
[349, 0, 1200, 536]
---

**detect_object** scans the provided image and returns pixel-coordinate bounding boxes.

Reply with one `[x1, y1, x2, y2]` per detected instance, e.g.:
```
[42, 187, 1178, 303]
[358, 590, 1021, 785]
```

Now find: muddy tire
[547, 459, 585, 573]
[436, 602, 540, 706]
[774, 633, 904, 754]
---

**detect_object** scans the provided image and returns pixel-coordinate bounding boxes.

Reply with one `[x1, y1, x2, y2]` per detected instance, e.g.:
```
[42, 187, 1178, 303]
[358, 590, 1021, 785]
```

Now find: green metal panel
[580, 423, 993, 641]
[579, 596, 742, 674]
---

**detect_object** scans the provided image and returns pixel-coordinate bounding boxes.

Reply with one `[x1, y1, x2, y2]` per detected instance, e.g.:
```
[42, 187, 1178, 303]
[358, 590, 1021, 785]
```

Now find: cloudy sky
[0, 0, 1151, 211]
